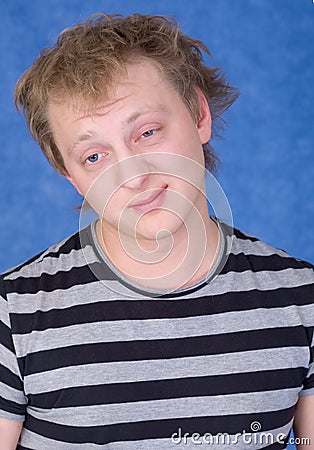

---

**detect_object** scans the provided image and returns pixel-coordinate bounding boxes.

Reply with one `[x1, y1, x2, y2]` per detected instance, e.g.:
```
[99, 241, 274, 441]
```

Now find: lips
[130, 184, 168, 213]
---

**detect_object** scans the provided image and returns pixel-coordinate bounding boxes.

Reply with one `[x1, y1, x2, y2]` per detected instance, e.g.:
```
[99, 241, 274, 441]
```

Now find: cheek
[64, 157, 97, 195]
[66, 169, 91, 197]
[173, 120, 204, 155]
[177, 136, 205, 165]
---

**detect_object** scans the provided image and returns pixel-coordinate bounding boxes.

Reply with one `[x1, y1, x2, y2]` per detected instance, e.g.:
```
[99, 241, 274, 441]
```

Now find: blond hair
[15, 13, 238, 174]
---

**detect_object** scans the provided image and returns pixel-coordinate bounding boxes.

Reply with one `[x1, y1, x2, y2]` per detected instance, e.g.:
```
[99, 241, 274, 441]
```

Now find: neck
[96, 207, 220, 292]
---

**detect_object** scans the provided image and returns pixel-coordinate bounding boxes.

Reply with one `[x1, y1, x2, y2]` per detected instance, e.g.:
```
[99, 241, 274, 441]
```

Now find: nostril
[121, 174, 149, 190]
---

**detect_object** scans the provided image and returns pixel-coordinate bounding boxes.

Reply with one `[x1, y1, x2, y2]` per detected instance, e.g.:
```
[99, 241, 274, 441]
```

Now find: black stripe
[20, 326, 308, 375]
[3, 236, 313, 299]
[1, 249, 48, 278]
[220, 252, 311, 274]
[3, 229, 92, 277]
[303, 373, 314, 391]
[0, 321, 16, 350]
[3, 262, 116, 294]
[1, 224, 101, 280]
[0, 364, 24, 391]
[2, 231, 85, 278]
[28, 367, 305, 408]
[0, 276, 8, 299]
[24, 407, 295, 444]
[263, 442, 289, 449]
[0, 396, 25, 417]
[11, 284, 314, 334]
[233, 227, 259, 241]
[16, 442, 287, 450]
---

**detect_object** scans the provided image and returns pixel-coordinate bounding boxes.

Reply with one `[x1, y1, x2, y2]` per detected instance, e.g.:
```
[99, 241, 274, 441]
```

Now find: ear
[195, 88, 212, 144]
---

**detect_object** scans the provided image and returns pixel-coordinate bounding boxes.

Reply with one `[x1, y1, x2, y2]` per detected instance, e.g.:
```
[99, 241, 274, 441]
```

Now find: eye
[85, 153, 103, 165]
[141, 129, 156, 138]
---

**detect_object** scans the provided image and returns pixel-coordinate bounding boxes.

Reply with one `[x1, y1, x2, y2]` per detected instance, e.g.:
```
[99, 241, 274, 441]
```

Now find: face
[48, 60, 212, 243]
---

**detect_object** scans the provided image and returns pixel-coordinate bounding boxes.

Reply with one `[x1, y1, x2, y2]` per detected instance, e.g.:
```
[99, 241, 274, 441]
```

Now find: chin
[133, 210, 186, 241]
[105, 205, 190, 242]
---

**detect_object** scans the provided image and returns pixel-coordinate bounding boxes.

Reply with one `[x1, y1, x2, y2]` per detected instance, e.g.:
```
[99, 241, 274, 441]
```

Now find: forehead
[47, 60, 188, 150]
[49, 60, 177, 119]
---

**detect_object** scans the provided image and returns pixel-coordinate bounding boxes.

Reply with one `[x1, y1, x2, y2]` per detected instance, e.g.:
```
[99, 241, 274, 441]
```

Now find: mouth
[129, 184, 168, 213]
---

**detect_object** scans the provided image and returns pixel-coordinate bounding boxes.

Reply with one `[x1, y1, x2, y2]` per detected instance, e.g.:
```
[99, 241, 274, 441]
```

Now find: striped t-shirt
[0, 221, 313, 449]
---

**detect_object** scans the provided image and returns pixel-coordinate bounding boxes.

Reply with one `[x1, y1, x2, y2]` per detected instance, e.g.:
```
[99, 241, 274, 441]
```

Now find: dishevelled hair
[14, 13, 239, 174]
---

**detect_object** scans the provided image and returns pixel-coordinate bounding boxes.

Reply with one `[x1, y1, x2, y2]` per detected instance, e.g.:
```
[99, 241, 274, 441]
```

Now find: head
[14, 13, 238, 176]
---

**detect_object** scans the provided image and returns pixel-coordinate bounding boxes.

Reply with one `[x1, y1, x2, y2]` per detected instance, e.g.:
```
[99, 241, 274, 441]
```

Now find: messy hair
[15, 13, 239, 174]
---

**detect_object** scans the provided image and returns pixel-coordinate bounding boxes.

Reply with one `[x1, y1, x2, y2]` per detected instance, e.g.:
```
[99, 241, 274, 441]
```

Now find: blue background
[0, 0, 313, 446]
[1, 0, 313, 273]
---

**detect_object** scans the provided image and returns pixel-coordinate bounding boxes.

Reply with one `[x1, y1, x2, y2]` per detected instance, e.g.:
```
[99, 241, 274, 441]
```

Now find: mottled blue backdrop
[1, 0, 313, 273]
[0, 0, 313, 447]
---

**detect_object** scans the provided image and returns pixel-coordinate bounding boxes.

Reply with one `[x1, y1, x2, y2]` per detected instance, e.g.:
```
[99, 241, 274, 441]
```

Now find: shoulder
[2, 229, 81, 279]
[217, 223, 314, 304]
[0, 226, 98, 298]
[229, 225, 314, 273]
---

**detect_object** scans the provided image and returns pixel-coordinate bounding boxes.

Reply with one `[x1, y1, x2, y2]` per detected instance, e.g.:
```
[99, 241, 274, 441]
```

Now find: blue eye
[86, 153, 100, 164]
[142, 129, 155, 138]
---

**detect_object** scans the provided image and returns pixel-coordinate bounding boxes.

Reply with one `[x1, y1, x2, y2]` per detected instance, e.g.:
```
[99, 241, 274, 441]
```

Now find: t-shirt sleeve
[298, 264, 314, 397]
[299, 329, 314, 396]
[0, 277, 26, 421]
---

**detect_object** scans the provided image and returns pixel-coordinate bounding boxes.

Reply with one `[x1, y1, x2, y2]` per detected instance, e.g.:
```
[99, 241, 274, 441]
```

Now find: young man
[0, 14, 313, 449]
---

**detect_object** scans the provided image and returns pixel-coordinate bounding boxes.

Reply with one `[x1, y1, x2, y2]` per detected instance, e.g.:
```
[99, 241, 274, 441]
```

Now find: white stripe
[0, 410, 24, 421]
[13, 303, 314, 357]
[24, 347, 308, 394]
[0, 343, 21, 377]
[20, 428, 106, 449]
[0, 295, 10, 328]
[209, 267, 314, 295]
[306, 363, 314, 379]
[7, 280, 147, 315]
[7, 282, 114, 314]
[19, 422, 294, 450]
[5, 245, 97, 280]
[7, 266, 314, 315]
[0, 381, 26, 405]
[230, 235, 290, 258]
[19, 430, 191, 449]
[2, 233, 74, 278]
[27, 388, 300, 427]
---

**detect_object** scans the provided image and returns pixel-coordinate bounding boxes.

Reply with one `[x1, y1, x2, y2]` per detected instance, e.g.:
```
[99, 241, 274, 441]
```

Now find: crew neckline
[86, 216, 230, 298]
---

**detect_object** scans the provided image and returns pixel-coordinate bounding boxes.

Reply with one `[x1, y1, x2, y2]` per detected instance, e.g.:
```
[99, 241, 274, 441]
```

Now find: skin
[293, 395, 314, 448]
[0, 419, 23, 449]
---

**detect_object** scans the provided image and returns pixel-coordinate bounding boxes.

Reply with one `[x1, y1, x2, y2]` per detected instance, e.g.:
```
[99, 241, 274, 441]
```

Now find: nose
[122, 173, 149, 190]
[116, 150, 152, 191]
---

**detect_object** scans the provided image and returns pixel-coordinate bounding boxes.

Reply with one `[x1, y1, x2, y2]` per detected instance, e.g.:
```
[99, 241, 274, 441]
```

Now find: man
[0, 13, 313, 449]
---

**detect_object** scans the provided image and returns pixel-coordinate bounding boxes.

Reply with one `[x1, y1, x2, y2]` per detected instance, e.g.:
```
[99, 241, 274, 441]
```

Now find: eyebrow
[69, 132, 96, 154]
[126, 107, 167, 124]
[69, 106, 168, 154]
